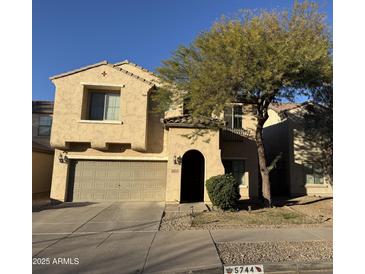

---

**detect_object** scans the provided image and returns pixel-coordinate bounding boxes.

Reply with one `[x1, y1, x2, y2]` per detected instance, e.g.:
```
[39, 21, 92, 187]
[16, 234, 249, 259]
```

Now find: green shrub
[206, 174, 241, 210]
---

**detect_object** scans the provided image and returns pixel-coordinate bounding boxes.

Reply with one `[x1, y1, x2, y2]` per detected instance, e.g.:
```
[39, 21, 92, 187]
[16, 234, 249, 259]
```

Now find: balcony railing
[221, 127, 253, 142]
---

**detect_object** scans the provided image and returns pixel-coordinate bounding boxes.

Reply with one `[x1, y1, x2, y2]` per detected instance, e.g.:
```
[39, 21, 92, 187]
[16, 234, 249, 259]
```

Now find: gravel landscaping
[217, 241, 333, 264]
[159, 212, 193, 231]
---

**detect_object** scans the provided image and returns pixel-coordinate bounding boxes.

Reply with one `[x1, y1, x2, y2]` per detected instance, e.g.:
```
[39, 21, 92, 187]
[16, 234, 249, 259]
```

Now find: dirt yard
[159, 196, 332, 231]
[282, 196, 333, 225]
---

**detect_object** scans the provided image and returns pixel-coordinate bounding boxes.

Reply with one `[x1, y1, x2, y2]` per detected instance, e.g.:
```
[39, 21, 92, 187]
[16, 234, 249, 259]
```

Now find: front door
[180, 150, 205, 202]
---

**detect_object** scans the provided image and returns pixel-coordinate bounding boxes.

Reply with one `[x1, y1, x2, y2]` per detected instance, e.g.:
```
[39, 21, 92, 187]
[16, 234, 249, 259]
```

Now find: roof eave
[49, 60, 108, 80]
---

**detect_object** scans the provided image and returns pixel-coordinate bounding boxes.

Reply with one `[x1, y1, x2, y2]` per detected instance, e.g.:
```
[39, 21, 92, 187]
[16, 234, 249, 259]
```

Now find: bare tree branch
[267, 152, 283, 173]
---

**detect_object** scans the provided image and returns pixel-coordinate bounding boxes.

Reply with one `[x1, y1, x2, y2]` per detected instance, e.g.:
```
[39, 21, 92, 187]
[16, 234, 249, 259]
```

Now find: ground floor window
[306, 164, 324, 184]
[223, 159, 246, 186]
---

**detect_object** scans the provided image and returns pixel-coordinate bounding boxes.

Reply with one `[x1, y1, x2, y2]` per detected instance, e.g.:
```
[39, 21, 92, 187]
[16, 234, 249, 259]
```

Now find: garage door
[67, 160, 167, 202]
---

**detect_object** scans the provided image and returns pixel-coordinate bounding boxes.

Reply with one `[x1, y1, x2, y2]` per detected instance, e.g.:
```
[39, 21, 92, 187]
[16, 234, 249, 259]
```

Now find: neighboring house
[49, 60, 260, 203]
[32, 101, 54, 199]
[263, 102, 333, 197]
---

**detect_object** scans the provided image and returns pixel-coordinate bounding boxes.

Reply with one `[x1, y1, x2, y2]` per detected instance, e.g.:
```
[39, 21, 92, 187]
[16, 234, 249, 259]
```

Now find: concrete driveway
[33, 201, 165, 274]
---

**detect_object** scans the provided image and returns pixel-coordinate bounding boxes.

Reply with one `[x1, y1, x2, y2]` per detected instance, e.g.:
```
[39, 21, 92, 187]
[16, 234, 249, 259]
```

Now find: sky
[33, 0, 333, 100]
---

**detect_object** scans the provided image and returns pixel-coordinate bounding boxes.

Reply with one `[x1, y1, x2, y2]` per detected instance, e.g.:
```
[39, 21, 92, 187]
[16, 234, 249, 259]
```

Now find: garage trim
[67, 159, 168, 202]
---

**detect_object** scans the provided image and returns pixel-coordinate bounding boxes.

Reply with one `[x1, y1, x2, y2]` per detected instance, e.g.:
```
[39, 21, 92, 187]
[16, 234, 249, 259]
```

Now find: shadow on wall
[291, 126, 332, 195]
[263, 121, 291, 197]
[147, 96, 164, 153]
[220, 129, 259, 199]
[264, 112, 332, 198]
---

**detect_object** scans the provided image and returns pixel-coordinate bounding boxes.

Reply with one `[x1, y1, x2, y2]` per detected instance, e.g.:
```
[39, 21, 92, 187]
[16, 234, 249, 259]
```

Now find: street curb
[223, 261, 332, 273]
[144, 265, 223, 274]
[145, 261, 333, 274]
[298, 261, 333, 271]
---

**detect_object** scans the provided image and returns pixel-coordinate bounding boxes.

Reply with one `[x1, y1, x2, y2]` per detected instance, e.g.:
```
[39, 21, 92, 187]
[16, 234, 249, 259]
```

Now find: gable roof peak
[49, 60, 155, 86]
[114, 59, 129, 66]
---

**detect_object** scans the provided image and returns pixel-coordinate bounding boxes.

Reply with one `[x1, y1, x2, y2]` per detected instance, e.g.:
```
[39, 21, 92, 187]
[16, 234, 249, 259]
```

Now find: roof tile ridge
[114, 60, 159, 79]
[108, 64, 155, 86]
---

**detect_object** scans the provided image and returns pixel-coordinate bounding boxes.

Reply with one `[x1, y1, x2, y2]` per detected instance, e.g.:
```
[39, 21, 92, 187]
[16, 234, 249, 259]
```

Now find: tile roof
[49, 61, 108, 80]
[32, 101, 54, 114]
[109, 64, 155, 86]
[114, 60, 159, 79]
[49, 60, 156, 86]
[269, 102, 301, 113]
[162, 115, 225, 129]
[32, 141, 54, 153]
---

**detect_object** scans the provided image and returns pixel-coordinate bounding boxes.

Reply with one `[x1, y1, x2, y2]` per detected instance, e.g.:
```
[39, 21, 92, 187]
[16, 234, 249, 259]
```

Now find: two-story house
[49, 60, 260, 203]
[32, 100, 54, 200]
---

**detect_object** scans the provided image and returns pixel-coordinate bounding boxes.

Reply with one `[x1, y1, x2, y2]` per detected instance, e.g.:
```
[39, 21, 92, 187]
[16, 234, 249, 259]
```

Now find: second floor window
[224, 105, 243, 129]
[183, 97, 191, 115]
[89, 92, 120, 121]
[38, 116, 52, 136]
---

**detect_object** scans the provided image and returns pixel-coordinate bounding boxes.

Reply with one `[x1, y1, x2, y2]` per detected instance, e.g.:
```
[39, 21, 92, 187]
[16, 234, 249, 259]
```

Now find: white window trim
[78, 120, 122, 124]
[81, 82, 125, 88]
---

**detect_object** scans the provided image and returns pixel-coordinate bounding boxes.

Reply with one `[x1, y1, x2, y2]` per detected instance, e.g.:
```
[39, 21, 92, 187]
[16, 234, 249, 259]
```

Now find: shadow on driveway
[33, 202, 97, 212]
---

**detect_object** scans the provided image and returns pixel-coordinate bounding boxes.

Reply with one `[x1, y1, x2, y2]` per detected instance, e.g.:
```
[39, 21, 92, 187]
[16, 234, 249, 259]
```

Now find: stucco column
[50, 149, 70, 202]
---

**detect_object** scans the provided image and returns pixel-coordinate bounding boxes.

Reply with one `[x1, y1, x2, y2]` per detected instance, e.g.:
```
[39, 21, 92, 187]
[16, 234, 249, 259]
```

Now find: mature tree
[153, 1, 332, 206]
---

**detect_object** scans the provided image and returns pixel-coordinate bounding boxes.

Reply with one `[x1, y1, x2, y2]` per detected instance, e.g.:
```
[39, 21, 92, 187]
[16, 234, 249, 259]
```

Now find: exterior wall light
[173, 155, 182, 165]
[58, 152, 69, 164]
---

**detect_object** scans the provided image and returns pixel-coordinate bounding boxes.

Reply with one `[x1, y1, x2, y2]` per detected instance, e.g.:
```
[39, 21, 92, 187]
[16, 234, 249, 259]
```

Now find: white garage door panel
[69, 160, 167, 201]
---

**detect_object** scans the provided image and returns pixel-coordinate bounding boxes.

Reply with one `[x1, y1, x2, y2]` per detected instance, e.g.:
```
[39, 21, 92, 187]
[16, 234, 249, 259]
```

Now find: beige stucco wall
[51, 64, 154, 151]
[50, 149, 69, 201]
[32, 151, 54, 195]
[242, 104, 258, 134]
[264, 109, 282, 128]
[165, 128, 224, 203]
[305, 178, 333, 196]
[50, 108, 168, 202]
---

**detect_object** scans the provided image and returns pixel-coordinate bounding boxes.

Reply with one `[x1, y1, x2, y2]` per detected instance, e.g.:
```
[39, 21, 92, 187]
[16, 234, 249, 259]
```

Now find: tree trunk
[255, 123, 271, 207]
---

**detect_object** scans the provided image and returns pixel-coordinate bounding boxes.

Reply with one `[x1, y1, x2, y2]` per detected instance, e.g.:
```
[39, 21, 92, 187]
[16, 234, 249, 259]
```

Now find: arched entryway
[180, 150, 205, 202]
